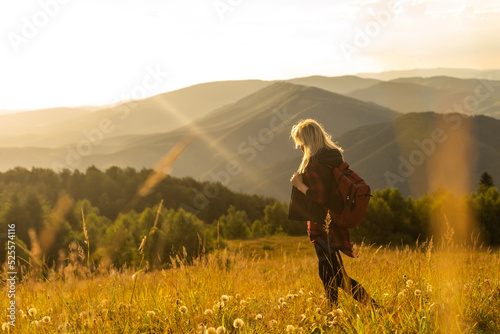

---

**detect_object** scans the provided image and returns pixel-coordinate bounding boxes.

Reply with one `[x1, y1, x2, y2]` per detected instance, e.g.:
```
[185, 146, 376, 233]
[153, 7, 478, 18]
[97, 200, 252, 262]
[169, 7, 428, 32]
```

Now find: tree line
[0, 167, 498, 270]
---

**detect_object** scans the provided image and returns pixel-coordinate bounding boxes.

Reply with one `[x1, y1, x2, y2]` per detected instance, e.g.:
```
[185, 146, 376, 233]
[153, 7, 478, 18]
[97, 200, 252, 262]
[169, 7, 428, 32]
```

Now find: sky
[1, 0, 500, 113]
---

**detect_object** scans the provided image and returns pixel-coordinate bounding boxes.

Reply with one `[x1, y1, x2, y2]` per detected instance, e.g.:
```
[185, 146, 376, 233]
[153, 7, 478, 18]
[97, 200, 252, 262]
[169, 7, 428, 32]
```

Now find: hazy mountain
[0, 80, 271, 147]
[286, 75, 380, 95]
[347, 78, 500, 118]
[0, 107, 92, 137]
[0, 82, 400, 180]
[356, 68, 500, 81]
[242, 112, 500, 200]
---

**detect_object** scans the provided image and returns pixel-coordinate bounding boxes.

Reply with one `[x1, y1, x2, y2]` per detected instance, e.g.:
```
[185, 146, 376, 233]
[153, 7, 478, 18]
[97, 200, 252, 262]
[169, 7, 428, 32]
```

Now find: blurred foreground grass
[3, 235, 500, 333]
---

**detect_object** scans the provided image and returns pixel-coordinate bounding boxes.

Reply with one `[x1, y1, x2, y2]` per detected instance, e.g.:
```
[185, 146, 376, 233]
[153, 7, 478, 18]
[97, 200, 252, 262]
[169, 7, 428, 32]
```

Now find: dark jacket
[288, 147, 343, 222]
[288, 147, 355, 257]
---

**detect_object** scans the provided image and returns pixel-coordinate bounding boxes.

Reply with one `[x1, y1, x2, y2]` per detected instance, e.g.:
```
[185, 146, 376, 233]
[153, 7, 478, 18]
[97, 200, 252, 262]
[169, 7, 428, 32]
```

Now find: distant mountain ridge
[347, 76, 500, 118]
[0, 81, 400, 181]
[242, 112, 500, 199]
[356, 68, 500, 81]
[1, 70, 500, 201]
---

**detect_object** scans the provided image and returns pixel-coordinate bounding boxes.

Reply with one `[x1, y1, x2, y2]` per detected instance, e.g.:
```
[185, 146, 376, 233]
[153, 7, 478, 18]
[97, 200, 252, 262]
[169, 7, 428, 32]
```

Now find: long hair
[290, 119, 343, 173]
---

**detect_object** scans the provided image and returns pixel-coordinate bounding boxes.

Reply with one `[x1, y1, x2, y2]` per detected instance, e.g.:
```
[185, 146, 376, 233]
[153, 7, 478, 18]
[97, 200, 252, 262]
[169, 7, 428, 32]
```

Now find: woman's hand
[290, 172, 309, 195]
[290, 172, 302, 187]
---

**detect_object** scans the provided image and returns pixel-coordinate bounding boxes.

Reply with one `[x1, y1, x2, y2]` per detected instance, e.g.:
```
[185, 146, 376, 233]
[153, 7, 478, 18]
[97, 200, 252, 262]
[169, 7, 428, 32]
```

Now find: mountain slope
[0, 82, 401, 180]
[0, 80, 272, 147]
[347, 79, 500, 118]
[243, 112, 500, 200]
[287, 75, 380, 95]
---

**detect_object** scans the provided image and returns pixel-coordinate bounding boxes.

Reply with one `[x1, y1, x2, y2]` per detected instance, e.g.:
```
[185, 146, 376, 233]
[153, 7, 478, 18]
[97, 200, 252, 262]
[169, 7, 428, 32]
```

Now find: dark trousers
[313, 235, 374, 305]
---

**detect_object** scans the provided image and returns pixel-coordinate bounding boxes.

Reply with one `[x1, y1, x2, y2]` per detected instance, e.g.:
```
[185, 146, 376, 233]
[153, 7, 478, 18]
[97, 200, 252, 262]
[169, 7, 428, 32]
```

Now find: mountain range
[1, 68, 499, 200]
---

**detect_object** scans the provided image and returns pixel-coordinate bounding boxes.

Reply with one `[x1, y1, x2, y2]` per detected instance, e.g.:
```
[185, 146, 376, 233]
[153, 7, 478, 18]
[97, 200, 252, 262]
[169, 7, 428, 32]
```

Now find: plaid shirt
[304, 161, 356, 258]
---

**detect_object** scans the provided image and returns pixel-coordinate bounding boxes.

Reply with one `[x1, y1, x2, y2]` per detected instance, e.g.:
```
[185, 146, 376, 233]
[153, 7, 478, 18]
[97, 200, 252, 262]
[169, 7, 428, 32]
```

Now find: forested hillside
[1, 167, 498, 270]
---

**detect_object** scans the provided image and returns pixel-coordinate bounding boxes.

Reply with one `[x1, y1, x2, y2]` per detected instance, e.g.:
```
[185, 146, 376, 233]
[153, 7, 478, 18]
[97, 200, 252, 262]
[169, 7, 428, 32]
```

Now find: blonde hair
[290, 119, 343, 173]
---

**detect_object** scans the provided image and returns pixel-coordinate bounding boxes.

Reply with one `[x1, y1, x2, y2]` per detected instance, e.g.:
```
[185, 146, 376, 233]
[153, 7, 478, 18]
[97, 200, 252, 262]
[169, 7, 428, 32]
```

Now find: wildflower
[213, 301, 224, 311]
[216, 326, 226, 334]
[279, 297, 285, 303]
[406, 280, 414, 288]
[233, 318, 244, 329]
[298, 289, 304, 296]
[268, 320, 278, 328]
[299, 314, 306, 322]
[146, 311, 156, 317]
[335, 308, 343, 317]
[286, 294, 293, 300]
[239, 300, 246, 306]
[286, 325, 295, 332]
[414, 289, 422, 296]
[235, 293, 241, 299]
[315, 308, 322, 314]
[179, 306, 188, 314]
[306, 297, 313, 303]
[255, 314, 263, 320]
[281, 301, 287, 307]
[28, 308, 37, 317]
[42, 316, 51, 323]
[207, 328, 217, 334]
[2, 323, 9, 332]
[204, 309, 213, 316]
[426, 284, 433, 293]
[221, 295, 230, 302]
[398, 291, 406, 298]
[198, 323, 207, 332]
[31, 321, 40, 328]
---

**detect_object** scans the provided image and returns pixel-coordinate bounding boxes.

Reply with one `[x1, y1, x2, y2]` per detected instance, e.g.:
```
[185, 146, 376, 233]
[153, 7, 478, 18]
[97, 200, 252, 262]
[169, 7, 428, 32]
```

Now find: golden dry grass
[3, 236, 500, 333]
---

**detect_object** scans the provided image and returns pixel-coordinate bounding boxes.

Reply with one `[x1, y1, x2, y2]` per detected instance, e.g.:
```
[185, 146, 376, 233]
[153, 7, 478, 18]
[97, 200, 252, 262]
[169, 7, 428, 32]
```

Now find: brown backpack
[325, 162, 371, 228]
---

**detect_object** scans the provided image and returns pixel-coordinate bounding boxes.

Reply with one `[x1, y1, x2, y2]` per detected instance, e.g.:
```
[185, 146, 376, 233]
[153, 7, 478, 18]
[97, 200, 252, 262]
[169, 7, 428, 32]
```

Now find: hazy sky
[1, 0, 500, 112]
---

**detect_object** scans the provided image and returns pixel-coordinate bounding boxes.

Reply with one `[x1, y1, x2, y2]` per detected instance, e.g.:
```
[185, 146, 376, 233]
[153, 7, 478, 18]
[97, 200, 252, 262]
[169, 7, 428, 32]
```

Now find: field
[3, 235, 500, 333]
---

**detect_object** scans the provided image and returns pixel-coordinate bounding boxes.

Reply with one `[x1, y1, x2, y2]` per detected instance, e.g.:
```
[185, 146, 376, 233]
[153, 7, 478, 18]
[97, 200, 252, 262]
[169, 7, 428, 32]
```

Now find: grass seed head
[42, 316, 51, 324]
[204, 309, 213, 316]
[233, 318, 244, 328]
[216, 326, 226, 334]
[28, 308, 37, 317]
[179, 306, 188, 314]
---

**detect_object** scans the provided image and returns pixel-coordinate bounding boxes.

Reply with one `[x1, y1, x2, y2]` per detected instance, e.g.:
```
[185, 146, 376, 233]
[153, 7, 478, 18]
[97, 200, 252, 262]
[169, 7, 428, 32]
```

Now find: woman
[288, 119, 376, 307]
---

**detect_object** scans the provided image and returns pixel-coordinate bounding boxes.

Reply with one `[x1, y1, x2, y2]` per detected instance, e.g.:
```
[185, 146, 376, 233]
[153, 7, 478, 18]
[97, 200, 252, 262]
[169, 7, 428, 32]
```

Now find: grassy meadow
[3, 235, 500, 333]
